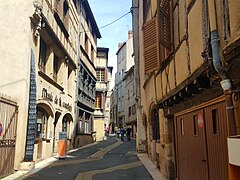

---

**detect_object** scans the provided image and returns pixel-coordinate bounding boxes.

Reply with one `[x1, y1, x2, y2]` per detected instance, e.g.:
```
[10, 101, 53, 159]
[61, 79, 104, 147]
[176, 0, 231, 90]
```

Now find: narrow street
[17, 137, 154, 180]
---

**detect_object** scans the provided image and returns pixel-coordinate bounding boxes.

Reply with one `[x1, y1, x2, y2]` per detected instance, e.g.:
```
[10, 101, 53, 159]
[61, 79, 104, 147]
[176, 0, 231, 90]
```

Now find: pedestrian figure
[120, 127, 125, 141]
[116, 128, 120, 138]
[126, 127, 132, 141]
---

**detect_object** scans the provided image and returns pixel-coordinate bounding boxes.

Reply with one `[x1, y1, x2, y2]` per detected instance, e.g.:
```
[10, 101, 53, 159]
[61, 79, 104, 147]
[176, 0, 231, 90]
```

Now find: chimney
[118, 43, 123, 49]
[128, 30, 133, 39]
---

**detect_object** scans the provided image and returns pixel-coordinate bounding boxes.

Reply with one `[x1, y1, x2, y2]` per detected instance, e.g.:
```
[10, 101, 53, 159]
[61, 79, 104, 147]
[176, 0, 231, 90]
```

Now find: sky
[88, 0, 132, 78]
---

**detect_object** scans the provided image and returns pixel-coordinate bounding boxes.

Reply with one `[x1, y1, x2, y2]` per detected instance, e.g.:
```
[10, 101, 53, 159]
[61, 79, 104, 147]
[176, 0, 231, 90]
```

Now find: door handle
[202, 159, 206, 162]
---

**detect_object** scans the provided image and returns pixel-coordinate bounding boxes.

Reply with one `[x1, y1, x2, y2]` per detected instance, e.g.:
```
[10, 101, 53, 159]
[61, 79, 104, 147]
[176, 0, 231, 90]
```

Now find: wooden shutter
[143, 17, 160, 73]
[158, 0, 171, 50]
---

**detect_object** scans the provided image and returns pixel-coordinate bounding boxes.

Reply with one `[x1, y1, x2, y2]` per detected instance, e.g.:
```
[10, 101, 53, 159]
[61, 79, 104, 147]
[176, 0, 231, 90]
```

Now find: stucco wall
[94, 119, 105, 141]
[0, 0, 35, 169]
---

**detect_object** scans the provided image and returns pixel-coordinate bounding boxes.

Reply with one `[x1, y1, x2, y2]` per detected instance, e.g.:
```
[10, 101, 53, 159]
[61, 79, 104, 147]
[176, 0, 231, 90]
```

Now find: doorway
[175, 99, 228, 180]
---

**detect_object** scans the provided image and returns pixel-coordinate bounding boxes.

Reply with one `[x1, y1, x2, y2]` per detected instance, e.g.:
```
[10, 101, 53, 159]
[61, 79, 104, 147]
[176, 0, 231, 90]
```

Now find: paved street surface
[17, 137, 154, 180]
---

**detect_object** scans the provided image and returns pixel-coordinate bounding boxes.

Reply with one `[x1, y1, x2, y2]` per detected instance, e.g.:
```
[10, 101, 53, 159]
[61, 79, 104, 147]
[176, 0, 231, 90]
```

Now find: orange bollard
[58, 140, 67, 158]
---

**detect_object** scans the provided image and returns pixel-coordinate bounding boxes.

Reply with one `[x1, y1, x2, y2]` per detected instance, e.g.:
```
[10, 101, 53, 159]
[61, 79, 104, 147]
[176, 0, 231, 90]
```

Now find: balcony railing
[96, 82, 107, 91]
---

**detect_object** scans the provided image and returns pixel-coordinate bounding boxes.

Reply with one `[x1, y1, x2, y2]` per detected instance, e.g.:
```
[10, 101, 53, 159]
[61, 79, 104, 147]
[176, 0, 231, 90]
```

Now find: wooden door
[176, 109, 208, 180]
[204, 101, 228, 180]
[175, 99, 229, 180]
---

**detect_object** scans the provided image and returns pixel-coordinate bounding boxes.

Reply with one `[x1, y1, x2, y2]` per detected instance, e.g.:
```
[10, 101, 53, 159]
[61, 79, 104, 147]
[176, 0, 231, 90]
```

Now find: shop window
[38, 38, 47, 73]
[36, 108, 48, 139]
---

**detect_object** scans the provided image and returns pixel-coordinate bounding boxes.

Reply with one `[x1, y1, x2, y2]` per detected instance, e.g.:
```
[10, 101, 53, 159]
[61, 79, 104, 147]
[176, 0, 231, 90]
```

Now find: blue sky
[88, 0, 132, 75]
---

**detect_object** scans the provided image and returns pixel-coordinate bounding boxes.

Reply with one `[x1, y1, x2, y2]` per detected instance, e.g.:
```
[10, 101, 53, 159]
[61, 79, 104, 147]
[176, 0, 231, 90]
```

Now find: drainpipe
[208, 0, 237, 136]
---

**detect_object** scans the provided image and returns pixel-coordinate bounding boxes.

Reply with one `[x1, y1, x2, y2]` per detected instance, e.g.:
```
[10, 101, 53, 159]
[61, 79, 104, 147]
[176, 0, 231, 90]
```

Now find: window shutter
[143, 17, 160, 73]
[158, 0, 171, 50]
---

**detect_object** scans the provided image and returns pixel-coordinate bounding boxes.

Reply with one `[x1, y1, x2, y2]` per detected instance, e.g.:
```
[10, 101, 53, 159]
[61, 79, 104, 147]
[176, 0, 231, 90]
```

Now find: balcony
[96, 82, 107, 91]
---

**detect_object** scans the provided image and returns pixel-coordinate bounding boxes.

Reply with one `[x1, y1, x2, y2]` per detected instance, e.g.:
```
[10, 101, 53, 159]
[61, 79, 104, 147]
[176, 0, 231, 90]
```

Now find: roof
[83, 0, 101, 38]
[123, 65, 134, 81]
[116, 42, 126, 55]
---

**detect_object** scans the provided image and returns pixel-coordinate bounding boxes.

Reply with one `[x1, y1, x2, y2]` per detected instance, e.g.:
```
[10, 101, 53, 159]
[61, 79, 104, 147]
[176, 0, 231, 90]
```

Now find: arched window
[36, 107, 48, 139]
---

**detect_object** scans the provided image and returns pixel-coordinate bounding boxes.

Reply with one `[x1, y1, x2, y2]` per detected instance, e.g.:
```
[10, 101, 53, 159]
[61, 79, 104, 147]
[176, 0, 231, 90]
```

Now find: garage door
[175, 99, 228, 180]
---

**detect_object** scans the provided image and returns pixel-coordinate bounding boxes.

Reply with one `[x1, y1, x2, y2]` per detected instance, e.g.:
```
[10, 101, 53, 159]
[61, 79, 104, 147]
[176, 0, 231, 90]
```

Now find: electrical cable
[81, 10, 131, 34]
[98, 11, 131, 30]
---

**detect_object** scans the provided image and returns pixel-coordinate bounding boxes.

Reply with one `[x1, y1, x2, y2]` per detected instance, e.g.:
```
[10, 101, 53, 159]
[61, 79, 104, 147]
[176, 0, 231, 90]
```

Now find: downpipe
[210, 20, 237, 136]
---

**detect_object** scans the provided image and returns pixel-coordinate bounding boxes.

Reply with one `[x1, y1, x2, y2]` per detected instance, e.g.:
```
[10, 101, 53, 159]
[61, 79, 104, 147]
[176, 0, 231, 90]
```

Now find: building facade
[113, 31, 134, 128]
[0, 0, 100, 176]
[74, 0, 101, 147]
[132, 0, 240, 179]
[123, 66, 137, 137]
[93, 47, 112, 141]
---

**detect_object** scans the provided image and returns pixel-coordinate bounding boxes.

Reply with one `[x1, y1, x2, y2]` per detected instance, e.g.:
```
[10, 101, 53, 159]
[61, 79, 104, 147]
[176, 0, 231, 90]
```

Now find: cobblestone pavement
[18, 137, 153, 180]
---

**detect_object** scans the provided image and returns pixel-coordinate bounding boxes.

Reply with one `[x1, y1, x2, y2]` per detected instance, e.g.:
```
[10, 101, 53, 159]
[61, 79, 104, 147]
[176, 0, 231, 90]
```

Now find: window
[62, 117, 68, 132]
[68, 67, 73, 93]
[78, 120, 82, 133]
[143, 0, 172, 73]
[128, 106, 131, 117]
[95, 93, 101, 109]
[53, 54, 59, 81]
[143, 0, 150, 22]
[38, 38, 47, 73]
[122, 69, 124, 79]
[36, 108, 48, 139]
[152, 108, 160, 140]
[91, 45, 94, 62]
[85, 122, 89, 133]
[143, 17, 159, 73]
[193, 115, 199, 136]
[85, 35, 89, 54]
[63, 0, 69, 16]
[132, 104, 136, 115]
[180, 118, 184, 136]
[212, 109, 218, 135]
[96, 69, 105, 82]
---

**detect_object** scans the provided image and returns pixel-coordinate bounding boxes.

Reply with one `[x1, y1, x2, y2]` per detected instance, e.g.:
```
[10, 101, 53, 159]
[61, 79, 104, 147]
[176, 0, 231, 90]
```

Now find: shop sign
[198, 113, 204, 128]
[41, 88, 71, 112]
[63, 102, 72, 112]
[59, 132, 67, 140]
[42, 88, 53, 102]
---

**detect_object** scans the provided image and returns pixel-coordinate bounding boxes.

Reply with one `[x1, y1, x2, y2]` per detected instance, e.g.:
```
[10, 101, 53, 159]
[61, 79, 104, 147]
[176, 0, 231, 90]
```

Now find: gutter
[208, 0, 237, 136]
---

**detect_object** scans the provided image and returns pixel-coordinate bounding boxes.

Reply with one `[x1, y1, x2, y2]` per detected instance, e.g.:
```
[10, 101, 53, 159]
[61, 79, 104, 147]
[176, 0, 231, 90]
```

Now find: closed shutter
[158, 0, 171, 50]
[143, 17, 160, 73]
[105, 68, 108, 82]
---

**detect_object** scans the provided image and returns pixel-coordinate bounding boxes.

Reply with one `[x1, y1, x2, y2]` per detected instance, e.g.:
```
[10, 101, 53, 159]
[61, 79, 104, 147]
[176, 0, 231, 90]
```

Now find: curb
[137, 153, 167, 180]
[2, 141, 100, 180]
